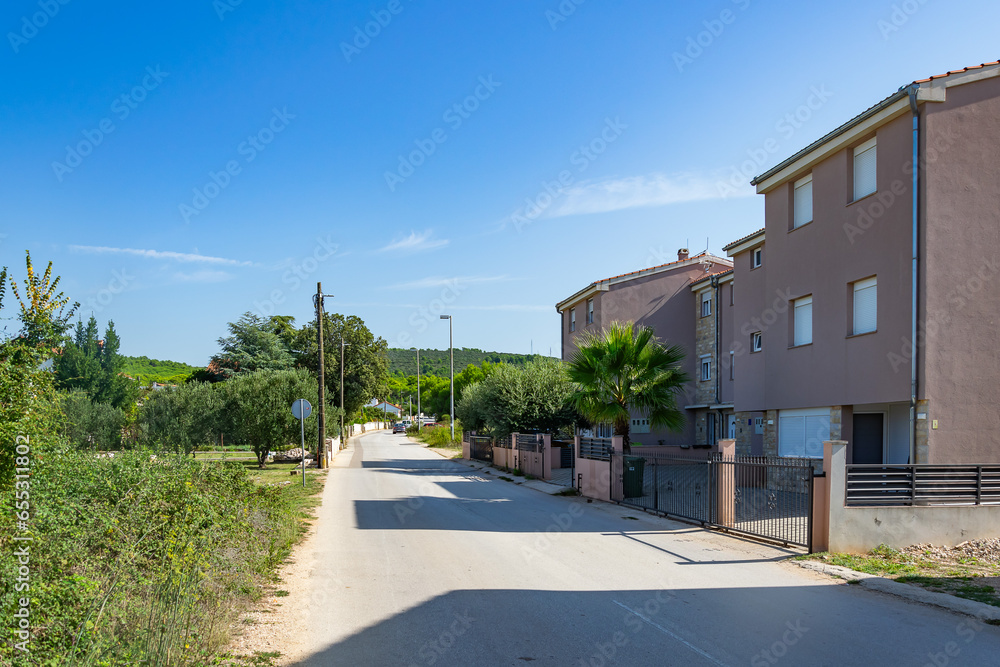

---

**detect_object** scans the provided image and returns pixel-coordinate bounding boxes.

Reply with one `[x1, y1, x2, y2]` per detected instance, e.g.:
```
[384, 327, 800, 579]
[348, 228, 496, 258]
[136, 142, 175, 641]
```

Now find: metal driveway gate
[515, 434, 545, 478]
[611, 453, 815, 550]
[469, 436, 493, 463]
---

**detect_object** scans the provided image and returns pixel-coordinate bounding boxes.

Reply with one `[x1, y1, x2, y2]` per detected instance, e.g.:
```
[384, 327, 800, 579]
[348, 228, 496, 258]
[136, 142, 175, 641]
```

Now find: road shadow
[286, 587, 1000, 666]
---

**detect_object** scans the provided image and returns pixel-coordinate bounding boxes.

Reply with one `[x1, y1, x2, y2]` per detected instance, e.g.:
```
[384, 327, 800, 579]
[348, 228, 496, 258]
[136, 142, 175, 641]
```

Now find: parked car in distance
[393, 422, 406, 434]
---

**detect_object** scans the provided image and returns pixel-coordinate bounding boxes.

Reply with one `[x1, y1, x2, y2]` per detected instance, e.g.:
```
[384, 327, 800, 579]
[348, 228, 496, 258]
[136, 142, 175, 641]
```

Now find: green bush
[0, 446, 300, 665]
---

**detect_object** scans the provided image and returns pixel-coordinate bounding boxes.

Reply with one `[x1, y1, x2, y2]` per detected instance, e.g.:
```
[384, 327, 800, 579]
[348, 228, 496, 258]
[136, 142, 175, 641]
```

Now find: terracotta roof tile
[595, 251, 727, 284]
[913, 60, 1000, 83]
[690, 267, 734, 287]
[722, 228, 765, 251]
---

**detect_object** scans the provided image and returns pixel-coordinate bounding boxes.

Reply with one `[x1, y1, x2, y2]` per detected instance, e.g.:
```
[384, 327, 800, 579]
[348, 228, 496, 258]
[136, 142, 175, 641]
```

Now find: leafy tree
[55, 317, 138, 410]
[567, 321, 690, 453]
[7, 250, 78, 348]
[139, 382, 226, 455]
[208, 312, 294, 380]
[455, 360, 576, 437]
[221, 369, 320, 468]
[289, 313, 389, 420]
[60, 390, 125, 450]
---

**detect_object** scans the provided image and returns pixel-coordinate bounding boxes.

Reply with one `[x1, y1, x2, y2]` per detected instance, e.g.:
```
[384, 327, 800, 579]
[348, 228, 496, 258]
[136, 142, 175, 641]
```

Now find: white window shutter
[854, 140, 877, 199]
[793, 175, 813, 227]
[778, 416, 805, 457]
[804, 415, 830, 458]
[854, 279, 877, 334]
[794, 296, 812, 346]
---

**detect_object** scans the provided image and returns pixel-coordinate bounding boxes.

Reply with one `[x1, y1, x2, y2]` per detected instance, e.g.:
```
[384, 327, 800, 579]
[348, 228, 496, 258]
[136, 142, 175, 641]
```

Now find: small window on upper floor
[586, 298, 594, 324]
[700, 356, 711, 382]
[701, 291, 712, 318]
[853, 277, 877, 335]
[729, 352, 734, 380]
[751, 331, 762, 352]
[793, 174, 813, 228]
[793, 295, 813, 346]
[569, 308, 576, 332]
[853, 138, 877, 200]
[751, 247, 762, 269]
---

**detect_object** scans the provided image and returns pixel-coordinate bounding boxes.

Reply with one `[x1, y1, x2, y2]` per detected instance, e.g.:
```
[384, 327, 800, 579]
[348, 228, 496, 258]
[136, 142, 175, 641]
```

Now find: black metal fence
[579, 437, 612, 461]
[846, 464, 1000, 506]
[469, 436, 493, 463]
[611, 453, 815, 550]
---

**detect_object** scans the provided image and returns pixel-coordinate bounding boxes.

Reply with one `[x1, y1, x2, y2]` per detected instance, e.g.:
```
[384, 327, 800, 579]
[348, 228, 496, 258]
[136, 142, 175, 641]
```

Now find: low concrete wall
[493, 444, 515, 470]
[824, 441, 1000, 552]
[574, 436, 623, 502]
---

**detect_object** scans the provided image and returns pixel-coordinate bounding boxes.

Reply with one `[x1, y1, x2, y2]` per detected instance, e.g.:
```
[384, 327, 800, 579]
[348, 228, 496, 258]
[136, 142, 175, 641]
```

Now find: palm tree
[567, 321, 690, 454]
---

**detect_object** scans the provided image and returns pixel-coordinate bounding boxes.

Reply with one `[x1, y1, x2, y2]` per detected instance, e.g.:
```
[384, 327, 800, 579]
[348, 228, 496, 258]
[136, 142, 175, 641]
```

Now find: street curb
[795, 560, 1000, 622]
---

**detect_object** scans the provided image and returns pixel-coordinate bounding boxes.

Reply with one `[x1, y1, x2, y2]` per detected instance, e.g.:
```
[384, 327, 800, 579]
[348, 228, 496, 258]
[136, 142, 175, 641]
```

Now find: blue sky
[1, 0, 997, 366]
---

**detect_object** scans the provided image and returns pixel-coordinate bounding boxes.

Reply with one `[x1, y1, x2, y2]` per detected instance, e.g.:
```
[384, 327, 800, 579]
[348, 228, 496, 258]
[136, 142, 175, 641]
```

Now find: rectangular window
[778, 408, 830, 458]
[730, 283, 734, 306]
[853, 277, 877, 335]
[700, 356, 711, 381]
[751, 247, 762, 269]
[701, 291, 712, 317]
[793, 174, 813, 228]
[854, 138, 877, 200]
[586, 298, 594, 324]
[569, 308, 576, 332]
[707, 413, 717, 445]
[793, 295, 813, 346]
[729, 352, 734, 380]
[751, 331, 762, 352]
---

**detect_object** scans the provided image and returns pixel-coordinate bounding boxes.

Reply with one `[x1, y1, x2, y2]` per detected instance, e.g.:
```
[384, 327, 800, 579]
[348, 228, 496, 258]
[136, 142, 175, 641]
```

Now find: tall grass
[0, 446, 302, 665]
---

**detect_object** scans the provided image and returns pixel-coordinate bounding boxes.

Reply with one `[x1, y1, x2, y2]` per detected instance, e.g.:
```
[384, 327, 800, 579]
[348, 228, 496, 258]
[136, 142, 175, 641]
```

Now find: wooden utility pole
[316, 282, 327, 469]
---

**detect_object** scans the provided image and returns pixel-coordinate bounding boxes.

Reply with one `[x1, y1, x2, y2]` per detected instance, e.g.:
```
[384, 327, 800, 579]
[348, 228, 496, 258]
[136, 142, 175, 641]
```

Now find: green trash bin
[623, 456, 645, 498]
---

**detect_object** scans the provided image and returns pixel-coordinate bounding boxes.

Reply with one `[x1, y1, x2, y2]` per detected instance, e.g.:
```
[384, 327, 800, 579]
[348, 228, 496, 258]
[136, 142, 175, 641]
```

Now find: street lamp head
[440, 315, 451, 320]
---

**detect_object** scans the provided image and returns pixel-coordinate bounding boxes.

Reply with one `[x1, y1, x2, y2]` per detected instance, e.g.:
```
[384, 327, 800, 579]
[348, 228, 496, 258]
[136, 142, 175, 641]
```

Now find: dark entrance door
[853, 413, 884, 464]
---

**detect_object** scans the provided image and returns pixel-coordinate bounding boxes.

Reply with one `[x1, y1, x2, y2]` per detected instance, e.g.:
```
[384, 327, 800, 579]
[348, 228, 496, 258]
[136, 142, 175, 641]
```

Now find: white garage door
[778, 408, 830, 459]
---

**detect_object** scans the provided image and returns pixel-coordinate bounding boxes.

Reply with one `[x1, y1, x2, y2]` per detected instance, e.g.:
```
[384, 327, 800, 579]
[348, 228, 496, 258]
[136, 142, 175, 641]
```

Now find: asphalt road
[293, 430, 1000, 666]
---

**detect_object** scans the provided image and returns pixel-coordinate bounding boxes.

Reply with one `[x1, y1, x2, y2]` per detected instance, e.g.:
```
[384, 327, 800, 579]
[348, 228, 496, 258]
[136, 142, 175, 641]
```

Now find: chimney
[677, 248, 689, 261]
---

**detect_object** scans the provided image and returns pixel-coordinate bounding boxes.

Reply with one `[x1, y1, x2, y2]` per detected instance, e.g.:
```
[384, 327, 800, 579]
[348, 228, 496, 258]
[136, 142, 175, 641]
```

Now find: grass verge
[799, 545, 1000, 608]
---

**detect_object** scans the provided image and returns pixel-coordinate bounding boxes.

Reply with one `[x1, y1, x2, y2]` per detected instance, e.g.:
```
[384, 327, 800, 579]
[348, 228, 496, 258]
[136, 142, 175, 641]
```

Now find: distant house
[370, 400, 402, 416]
[555, 249, 733, 446]
[150, 382, 177, 391]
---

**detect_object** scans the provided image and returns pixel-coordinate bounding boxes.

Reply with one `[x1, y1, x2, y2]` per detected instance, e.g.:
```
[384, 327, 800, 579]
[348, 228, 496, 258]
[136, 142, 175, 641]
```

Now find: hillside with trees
[120, 356, 200, 385]
[387, 347, 555, 378]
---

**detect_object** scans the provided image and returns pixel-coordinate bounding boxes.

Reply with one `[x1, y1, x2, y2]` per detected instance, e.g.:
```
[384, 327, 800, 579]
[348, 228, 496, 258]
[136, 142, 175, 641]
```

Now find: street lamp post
[340, 336, 350, 447]
[440, 315, 454, 441]
[411, 347, 421, 431]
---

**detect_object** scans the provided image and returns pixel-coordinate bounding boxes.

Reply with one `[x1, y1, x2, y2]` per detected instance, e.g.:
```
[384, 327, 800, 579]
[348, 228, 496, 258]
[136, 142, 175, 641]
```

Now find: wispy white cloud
[70, 245, 253, 266]
[385, 275, 509, 290]
[172, 270, 234, 283]
[545, 172, 754, 219]
[378, 230, 449, 253]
